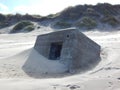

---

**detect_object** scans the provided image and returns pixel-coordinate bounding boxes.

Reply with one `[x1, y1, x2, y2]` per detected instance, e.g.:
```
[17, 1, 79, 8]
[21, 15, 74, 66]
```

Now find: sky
[0, 0, 120, 16]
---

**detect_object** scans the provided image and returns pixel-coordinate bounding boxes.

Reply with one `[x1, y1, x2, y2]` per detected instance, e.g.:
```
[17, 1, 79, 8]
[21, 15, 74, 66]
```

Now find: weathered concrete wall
[34, 29, 75, 58]
[70, 31, 101, 72]
[34, 29, 101, 73]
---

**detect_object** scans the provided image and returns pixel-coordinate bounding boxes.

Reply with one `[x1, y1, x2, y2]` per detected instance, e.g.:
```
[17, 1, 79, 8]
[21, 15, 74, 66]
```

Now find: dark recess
[49, 42, 63, 60]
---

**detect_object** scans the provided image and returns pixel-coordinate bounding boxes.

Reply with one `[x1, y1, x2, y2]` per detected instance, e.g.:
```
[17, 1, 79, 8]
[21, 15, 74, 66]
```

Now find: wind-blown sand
[0, 27, 120, 90]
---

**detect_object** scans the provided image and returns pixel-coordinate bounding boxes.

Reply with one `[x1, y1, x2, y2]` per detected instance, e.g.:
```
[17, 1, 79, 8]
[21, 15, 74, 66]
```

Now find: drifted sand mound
[0, 48, 68, 78]
[22, 49, 68, 78]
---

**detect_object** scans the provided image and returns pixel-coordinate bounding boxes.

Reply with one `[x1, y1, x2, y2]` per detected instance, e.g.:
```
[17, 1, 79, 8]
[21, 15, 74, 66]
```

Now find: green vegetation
[47, 13, 60, 18]
[0, 22, 9, 28]
[0, 14, 6, 22]
[54, 21, 71, 28]
[103, 9, 111, 16]
[24, 25, 35, 32]
[75, 17, 97, 29]
[0, 14, 7, 28]
[11, 20, 34, 33]
[13, 20, 33, 30]
[101, 15, 119, 26]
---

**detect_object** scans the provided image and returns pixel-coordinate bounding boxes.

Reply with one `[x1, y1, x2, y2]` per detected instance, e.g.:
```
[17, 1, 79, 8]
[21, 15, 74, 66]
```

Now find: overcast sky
[0, 0, 120, 16]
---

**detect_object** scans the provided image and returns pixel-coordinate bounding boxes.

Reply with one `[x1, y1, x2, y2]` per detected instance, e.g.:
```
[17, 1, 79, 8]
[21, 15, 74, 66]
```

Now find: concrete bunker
[34, 29, 101, 72]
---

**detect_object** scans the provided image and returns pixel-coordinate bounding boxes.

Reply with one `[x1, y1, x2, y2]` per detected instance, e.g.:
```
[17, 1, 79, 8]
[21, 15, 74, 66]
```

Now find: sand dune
[0, 28, 120, 90]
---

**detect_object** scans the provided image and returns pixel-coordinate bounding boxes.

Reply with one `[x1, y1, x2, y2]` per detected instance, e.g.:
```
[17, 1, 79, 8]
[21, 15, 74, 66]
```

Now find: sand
[0, 27, 120, 90]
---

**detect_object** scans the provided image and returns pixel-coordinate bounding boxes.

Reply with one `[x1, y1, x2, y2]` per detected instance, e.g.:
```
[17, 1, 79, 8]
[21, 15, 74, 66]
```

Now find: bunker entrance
[49, 42, 63, 60]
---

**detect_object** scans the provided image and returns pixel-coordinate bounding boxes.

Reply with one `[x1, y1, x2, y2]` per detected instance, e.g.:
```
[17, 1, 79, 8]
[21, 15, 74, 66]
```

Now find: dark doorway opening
[49, 42, 63, 60]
